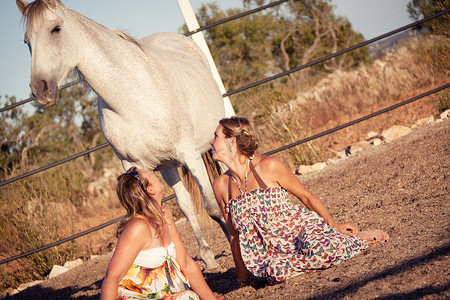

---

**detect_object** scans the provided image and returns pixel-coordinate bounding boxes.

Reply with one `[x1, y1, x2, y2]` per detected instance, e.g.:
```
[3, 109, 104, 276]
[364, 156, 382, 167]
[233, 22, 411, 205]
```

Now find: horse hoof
[204, 259, 219, 270]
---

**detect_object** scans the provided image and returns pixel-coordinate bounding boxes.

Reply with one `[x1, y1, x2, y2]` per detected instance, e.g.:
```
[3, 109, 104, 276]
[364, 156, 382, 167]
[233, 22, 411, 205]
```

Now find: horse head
[17, 0, 78, 107]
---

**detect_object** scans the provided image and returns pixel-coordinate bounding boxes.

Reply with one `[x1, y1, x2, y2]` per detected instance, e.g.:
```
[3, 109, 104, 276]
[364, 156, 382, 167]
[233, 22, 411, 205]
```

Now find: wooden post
[177, 0, 235, 117]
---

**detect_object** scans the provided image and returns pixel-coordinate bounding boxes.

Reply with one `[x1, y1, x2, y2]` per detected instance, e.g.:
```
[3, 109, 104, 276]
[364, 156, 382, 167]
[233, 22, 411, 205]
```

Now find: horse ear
[42, 0, 60, 8]
[16, 0, 28, 15]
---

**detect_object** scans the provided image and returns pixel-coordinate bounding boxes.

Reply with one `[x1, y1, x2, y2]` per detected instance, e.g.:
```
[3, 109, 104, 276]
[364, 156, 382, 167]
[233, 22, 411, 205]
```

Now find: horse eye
[51, 26, 61, 33]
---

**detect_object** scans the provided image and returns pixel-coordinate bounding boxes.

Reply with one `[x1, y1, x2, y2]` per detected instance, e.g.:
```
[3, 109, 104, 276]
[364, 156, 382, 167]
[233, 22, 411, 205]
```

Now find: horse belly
[141, 34, 225, 149]
[99, 105, 180, 171]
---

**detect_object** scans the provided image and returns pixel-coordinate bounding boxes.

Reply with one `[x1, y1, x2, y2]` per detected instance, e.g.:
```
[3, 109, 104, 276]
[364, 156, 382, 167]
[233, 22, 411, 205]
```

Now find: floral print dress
[117, 242, 199, 300]
[226, 186, 368, 283]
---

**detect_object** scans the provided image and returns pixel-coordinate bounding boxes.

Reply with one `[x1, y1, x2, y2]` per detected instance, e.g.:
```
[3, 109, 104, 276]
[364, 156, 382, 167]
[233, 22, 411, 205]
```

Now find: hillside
[5, 115, 449, 299]
[1, 34, 448, 298]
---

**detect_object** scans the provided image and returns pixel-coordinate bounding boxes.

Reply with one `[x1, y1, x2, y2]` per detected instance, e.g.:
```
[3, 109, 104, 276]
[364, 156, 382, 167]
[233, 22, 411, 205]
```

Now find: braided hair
[219, 116, 259, 157]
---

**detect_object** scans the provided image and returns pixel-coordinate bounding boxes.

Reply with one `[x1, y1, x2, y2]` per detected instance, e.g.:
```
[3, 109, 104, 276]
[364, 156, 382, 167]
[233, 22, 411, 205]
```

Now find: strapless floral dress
[226, 186, 368, 283]
[117, 242, 199, 300]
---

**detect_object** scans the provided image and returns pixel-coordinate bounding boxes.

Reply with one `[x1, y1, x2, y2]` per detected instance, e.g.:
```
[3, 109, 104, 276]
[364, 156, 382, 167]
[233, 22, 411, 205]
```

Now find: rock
[373, 137, 383, 146]
[440, 109, 450, 120]
[296, 165, 312, 175]
[296, 162, 327, 175]
[381, 125, 411, 142]
[411, 116, 434, 129]
[8, 280, 43, 295]
[48, 265, 68, 279]
[327, 158, 337, 165]
[349, 140, 372, 154]
[365, 131, 378, 140]
[63, 258, 83, 270]
[337, 148, 350, 158]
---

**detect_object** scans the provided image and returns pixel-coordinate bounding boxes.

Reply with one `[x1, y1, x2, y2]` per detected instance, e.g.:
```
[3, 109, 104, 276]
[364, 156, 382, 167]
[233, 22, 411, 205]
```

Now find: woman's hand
[334, 222, 359, 236]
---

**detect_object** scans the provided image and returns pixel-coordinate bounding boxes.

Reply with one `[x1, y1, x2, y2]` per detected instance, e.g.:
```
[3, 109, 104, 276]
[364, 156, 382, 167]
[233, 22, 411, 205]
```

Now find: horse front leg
[160, 167, 219, 270]
[183, 155, 231, 242]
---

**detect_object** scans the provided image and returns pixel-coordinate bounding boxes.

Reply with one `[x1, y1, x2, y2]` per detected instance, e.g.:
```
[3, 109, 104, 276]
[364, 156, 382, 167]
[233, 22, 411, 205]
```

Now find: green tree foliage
[194, 0, 371, 114]
[0, 76, 114, 292]
[0, 74, 111, 180]
[407, 0, 450, 36]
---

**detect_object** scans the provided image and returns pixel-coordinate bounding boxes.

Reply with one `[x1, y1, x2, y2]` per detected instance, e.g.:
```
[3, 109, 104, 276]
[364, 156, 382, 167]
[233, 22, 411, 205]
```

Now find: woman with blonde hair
[210, 116, 389, 285]
[101, 167, 222, 299]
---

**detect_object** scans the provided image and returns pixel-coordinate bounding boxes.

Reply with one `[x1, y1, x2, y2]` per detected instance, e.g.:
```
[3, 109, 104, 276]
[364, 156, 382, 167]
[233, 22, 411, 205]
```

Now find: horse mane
[112, 30, 147, 54]
[21, 0, 145, 55]
[21, 0, 61, 32]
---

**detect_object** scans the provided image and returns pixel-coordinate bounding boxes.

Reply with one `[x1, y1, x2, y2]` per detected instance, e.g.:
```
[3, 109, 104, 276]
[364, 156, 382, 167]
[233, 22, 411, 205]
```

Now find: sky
[0, 0, 411, 105]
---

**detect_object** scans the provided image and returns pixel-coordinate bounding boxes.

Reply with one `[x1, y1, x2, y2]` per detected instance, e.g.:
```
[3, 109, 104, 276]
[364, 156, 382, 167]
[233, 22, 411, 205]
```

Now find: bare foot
[358, 230, 389, 246]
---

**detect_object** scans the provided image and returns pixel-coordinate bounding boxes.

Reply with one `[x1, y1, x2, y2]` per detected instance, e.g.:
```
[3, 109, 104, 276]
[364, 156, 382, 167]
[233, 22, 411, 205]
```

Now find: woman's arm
[100, 219, 150, 300]
[164, 206, 222, 300]
[212, 176, 251, 283]
[261, 156, 358, 235]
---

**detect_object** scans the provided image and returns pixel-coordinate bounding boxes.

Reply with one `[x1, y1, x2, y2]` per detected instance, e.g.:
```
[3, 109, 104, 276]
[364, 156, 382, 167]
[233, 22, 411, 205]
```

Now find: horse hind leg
[160, 167, 219, 270]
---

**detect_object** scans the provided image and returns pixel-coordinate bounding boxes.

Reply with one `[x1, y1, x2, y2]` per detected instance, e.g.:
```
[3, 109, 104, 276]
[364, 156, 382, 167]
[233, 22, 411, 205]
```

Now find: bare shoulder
[253, 155, 293, 186]
[212, 172, 230, 190]
[255, 155, 285, 173]
[123, 217, 153, 239]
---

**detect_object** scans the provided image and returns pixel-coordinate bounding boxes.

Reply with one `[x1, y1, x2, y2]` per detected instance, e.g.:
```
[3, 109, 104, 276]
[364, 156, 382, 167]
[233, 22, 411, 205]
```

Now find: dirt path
[5, 119, 449, 300]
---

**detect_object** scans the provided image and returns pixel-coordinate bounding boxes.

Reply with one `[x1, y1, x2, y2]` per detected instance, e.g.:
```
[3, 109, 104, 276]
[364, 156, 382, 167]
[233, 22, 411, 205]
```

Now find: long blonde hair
[116, 167, 165, 237]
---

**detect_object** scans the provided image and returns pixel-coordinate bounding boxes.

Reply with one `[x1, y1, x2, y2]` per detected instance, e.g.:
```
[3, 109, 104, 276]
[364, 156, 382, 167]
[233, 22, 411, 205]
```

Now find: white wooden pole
[177, 0, 235, 117]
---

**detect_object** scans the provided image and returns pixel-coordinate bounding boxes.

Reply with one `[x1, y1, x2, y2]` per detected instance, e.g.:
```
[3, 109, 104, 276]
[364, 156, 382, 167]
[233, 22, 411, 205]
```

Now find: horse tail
[181, 150, 223, 224]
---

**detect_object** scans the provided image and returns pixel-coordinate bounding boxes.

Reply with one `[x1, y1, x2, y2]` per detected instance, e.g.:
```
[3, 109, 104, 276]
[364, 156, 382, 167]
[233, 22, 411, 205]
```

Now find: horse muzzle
[30, 78, 59, 107]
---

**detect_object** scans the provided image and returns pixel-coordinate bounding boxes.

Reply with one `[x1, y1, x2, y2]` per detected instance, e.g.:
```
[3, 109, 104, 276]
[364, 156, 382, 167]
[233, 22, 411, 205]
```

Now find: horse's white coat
[17, 0, 229, 269]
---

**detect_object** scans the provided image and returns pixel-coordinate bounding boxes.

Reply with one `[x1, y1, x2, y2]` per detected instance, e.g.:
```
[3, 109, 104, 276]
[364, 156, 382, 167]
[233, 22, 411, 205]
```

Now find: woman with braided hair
[210, 116, 389, 285]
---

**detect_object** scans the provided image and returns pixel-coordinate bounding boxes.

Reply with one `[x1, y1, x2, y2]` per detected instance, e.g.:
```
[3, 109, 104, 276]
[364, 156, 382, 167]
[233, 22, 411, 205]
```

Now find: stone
[411, 116, 434, 129]
[8, 280, 44, 295]
[440, 109, 450, 120]
[296, 162, 327, 175]
[327, 158, 337, 165]
[349, 140, 372, 154]
[337, 148, 350, 158]
[296, 165, 312, 175]
[371, 138, 383, 146]
[365, 131, 378, 140]
[63, 258, 83, 270]
[381, 125, 411, 142]
[48, 265, 68, 279]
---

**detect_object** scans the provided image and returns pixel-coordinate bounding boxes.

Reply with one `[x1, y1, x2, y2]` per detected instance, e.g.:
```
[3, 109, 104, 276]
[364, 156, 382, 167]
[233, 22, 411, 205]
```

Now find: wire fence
[3, 9, 449, 187]
[0, 3, 449, 266]
[1, 82, 448, 266]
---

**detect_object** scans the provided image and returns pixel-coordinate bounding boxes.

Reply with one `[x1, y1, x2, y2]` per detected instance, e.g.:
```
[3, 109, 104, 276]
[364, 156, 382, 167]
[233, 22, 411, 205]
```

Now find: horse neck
[67, 10, 153, 114]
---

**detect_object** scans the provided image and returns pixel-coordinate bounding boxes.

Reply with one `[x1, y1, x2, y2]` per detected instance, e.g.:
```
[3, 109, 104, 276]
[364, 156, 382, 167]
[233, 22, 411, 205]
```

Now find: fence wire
[1, 8, 448, 113]
[3, 9, 449, 187]
[1, 82, 448, 266]
[0, 4, 449, 266]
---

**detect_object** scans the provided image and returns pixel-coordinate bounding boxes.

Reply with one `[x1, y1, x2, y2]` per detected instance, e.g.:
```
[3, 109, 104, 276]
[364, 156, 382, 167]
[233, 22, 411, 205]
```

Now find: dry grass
[1, 34, 448, 295]
[246, 35, 449, 169]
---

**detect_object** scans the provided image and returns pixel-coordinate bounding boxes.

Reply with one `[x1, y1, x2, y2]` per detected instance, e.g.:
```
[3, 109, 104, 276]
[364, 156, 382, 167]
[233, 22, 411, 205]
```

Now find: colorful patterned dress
[117, 242, 199, 300]
[226, 186, 368, 283]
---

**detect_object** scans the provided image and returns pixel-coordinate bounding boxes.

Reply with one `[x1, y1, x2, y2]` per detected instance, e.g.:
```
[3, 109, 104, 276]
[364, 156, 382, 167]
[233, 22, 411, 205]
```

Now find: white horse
[16, 0, 229, 269]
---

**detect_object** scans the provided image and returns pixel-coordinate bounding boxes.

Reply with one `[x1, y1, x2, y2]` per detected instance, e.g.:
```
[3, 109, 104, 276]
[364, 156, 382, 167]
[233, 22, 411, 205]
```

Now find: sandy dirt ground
[4, 119, 449, 300]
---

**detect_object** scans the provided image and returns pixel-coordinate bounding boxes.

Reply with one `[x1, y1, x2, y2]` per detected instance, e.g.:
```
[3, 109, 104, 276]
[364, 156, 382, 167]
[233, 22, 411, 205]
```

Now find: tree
[0, 74, 111, 180]
[194, 0, 371, 114]
[408, 0, 450, 36]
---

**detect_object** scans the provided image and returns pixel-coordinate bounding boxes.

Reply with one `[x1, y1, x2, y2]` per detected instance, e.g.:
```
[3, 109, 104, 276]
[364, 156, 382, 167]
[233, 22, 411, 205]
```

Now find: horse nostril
[41, 80, 48, 93]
